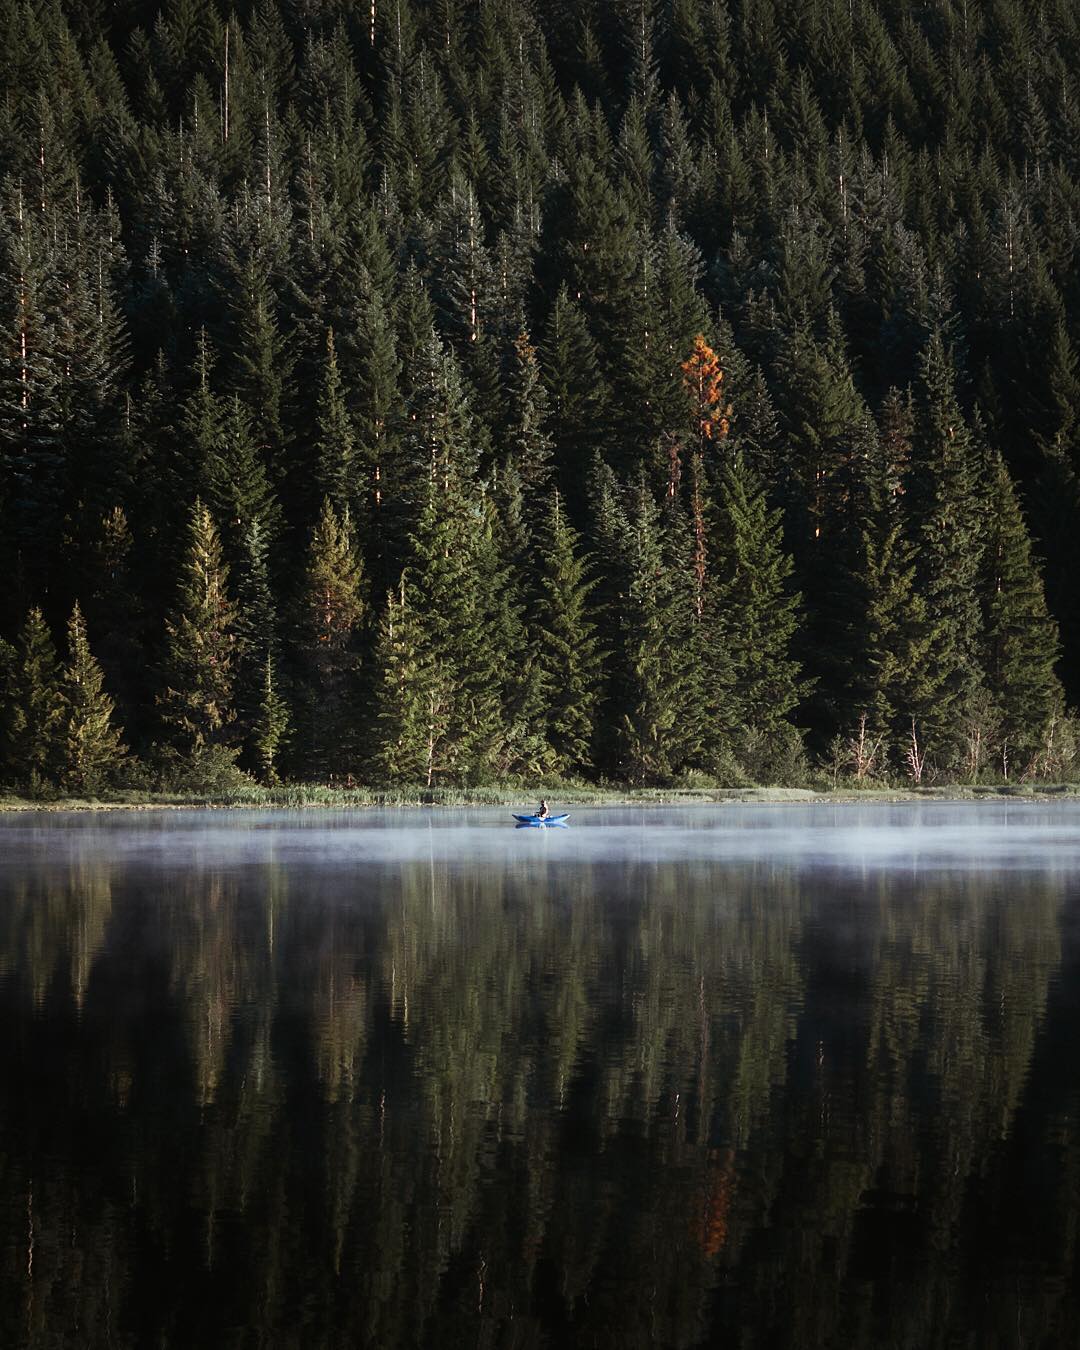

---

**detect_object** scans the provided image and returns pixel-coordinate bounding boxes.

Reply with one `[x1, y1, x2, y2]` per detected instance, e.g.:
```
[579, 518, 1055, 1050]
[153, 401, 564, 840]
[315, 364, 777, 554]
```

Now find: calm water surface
[1, 802, 1079, 1348]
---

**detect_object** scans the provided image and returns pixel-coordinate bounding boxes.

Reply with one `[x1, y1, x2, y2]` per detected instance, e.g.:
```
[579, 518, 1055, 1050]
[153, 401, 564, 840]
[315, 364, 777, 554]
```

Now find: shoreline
[2, 783, 1079, 813]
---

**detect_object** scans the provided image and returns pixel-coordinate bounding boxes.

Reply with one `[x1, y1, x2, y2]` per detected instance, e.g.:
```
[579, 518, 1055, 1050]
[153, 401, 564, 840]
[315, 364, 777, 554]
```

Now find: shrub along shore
[2, 783, 1078, 812]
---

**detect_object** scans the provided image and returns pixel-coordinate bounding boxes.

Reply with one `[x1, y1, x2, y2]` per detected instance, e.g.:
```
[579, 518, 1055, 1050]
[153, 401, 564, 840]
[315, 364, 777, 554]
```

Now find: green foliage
[158, 500, 237, 753]
[979, 453, 1063, 769]
[908, 337, 987, 762]
[251, 652, 290, 786]
[312, 327, 355, 522]
[710, 456, 807, 771]
[534, 491, 603, 775]
[2, 608, 64, 792]
[0, 0, 1078, 787]
[60, 603, 126, 793]
[593, 469, 702, 784]
[293, 499, 365, 780]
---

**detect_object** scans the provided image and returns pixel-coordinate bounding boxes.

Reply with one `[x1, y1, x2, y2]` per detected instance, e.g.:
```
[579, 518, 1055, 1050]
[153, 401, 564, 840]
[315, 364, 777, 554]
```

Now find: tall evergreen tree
[710, 456, 806, 779]
[979, 453, 1063, 772]
[534, 490, 603, 776]
[60, 602, 126, 793]
[294, 498, 365, 780]
[158, 500, 237, 754]
[2, 607, 64, 791]
[907, 336, 987, 765]
[370, 468, 502, 787]
[312, 326, 355, 521]
[593, 469, 701, 784]
[251, 651, 290, 786]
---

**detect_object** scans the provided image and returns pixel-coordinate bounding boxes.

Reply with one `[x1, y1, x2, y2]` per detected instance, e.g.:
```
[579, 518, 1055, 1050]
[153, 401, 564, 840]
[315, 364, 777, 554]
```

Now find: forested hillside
[1, 0, 1079, 791]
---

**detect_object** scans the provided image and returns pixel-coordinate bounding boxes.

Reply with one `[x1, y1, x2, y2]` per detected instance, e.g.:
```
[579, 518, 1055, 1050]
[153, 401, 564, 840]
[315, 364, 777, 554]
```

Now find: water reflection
[0, 806, 1078, 1348]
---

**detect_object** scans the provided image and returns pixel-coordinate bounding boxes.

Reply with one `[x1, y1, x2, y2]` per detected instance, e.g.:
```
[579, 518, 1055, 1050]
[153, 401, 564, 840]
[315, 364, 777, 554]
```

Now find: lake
[1, 802, 1078, 1348]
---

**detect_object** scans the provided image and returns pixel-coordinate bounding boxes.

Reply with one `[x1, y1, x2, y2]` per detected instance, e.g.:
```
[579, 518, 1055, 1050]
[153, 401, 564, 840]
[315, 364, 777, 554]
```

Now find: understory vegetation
[3, 0, 1080, 794]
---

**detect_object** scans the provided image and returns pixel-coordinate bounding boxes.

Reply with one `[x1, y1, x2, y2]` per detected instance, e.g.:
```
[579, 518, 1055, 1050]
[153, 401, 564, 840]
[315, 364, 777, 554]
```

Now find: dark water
[1, 803, 1079, 1349]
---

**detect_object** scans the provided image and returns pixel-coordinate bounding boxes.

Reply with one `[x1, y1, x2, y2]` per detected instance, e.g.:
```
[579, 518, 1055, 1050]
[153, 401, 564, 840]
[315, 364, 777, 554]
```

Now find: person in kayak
[537, 800, 550, 819]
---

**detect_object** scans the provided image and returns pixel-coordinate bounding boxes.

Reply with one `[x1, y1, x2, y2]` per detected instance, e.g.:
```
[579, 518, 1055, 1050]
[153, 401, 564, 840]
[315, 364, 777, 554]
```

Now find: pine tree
[540, 283, 612, 495]
[206, 395, 280, 546]
[60, 602, 126, 793]
[0, 192, 64, 602]
[294, 498, 365, 780]
[348, 274, 402, 564]
[711, 456, 806, 778]
[232, 514, 279, 763]
[3, 607, 64, 792]
[846, 437, 936, 764]
[484, 465, 552, 778]
[370, 467, 503, 787]
[369, 575, 438, 786]
[500, 331, 554, 515]
[907, 336, 987, 763]
[158, 500, 237, 753]
[979, 453, 1063, 771]
[593, 471, 701, 784]
[251, 651, 290, 785]
[535, 490, 603, 776]
[312, 327, 355, 522]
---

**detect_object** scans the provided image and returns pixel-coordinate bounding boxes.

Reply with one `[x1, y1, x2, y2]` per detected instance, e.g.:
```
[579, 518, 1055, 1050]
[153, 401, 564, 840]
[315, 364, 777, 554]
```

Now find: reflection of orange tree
[0, 846, 1071, 1348]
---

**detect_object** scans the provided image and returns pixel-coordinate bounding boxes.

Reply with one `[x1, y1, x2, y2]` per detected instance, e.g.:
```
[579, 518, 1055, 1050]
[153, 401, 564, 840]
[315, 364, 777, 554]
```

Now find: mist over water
[1, 803, 1079, 1348]
[3, 800, 1078, 870]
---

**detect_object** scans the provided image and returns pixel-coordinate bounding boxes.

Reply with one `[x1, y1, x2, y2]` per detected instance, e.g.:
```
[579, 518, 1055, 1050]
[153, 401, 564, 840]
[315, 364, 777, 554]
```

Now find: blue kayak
[513, 813, 570, 826]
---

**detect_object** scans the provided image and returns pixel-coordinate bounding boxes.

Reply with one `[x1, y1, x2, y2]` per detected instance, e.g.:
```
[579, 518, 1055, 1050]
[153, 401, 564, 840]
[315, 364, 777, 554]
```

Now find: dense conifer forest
[1, 0, 1079, 791]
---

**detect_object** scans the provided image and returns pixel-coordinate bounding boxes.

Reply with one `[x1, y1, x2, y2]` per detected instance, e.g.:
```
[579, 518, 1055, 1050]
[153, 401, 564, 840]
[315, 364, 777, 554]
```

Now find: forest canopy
[1, 0, 1079, 791]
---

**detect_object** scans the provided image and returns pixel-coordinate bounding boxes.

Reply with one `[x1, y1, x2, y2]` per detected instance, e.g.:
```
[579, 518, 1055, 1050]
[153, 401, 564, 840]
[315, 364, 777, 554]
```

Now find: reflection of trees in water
[0, 849, 1075, 1347]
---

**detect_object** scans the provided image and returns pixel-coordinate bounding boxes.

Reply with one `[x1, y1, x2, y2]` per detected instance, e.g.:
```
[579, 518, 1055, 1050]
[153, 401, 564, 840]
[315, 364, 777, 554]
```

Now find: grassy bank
[2, 782, 1079, 811]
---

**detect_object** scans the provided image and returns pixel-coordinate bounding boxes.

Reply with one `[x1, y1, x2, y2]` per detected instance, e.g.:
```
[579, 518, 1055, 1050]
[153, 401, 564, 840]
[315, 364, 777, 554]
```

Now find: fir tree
[593, 471, 701, 784]
[158, 500, 237, 753]
[312, 327, 355, 522]
[370, 470, 502, 787]
[232, 514, 279, 762]
[294, 498, 365, 780]
[60, 602, 126, 793]
[711, 456, 806, 776]
[540, 283, 612, 496]
[907, 336, 987, 762]
[501, 331, 554, 515]
[252, 651, 290, 785]
[847, 436, 936, 763]
[369, 575, 437, 786]
[3, 607, 64, 791]
[979, 453, 1063, 770]
[534, 490, 603, 776]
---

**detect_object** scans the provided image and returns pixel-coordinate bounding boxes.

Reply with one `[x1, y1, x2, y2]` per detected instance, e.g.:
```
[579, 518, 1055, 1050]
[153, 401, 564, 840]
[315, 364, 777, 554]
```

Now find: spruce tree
[3, 607, 64, 792]
[846, 438, 936, 766]
[294, 498, 365, 780]
[232, 514, 279, 763]
[500, 331, 555, 516]
[534, 490, 603, 776]
[711, 456, 806, 779]
[370, 469, 503, 787]
[312, 326, 355, 522]
[593, 471, 701, 784]
[60, 602, 126, 794]
[907, 336, 987, 764]
[158, 500, 238, 754]
[251, 652, 290, 786]
[979, 453, 1063, 772]
[369, 576, 437, 786]
[540, 283, 612, 493]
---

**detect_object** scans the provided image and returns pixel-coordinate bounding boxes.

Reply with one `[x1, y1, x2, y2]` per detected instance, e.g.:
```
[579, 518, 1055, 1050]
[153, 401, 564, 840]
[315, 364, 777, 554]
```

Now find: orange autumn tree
[681, 334, 731, 451]
[679, 335, 733, 614]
